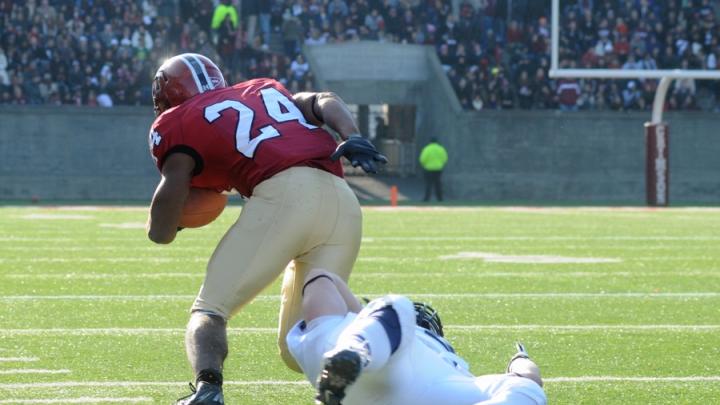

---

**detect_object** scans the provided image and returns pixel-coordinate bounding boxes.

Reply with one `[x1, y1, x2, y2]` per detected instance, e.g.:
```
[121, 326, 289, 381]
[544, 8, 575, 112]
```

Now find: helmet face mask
[152, 74, 170, 116]
[151, 53, 226, 116]
[414, 302, 444, 337]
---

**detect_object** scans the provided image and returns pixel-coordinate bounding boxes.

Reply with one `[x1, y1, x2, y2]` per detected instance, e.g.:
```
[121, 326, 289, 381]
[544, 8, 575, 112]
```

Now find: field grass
[1, 205, 719, 404]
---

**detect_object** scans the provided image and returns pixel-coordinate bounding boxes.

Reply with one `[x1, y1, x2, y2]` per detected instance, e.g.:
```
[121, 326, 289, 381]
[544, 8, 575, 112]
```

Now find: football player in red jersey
[146, 53, 386, 404]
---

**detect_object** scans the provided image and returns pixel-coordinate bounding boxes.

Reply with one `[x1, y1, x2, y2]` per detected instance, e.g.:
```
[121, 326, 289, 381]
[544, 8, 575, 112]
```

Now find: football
[179, 188, 228, 228]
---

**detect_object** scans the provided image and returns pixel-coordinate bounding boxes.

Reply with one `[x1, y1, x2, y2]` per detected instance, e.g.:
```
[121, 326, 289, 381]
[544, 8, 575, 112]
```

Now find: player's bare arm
[293, 91, 388, 173]
[146, 153, 195, 244]
[292, 92, 359, 139]
[301, 269, 363, 323]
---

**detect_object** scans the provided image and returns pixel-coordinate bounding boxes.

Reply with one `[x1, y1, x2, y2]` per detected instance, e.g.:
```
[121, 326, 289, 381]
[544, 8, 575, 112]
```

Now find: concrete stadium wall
[2, 105, 717, 204]
[435, 110, 720, 204]
[0, 105, 157, 201]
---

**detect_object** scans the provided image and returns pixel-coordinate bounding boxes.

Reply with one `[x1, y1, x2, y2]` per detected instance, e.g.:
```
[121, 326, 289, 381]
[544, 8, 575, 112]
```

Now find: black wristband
[302, 274, 334, 296]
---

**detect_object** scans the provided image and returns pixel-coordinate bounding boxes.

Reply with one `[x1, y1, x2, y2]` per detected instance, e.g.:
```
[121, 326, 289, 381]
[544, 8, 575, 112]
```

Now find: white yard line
[0, 357, 39, 362]
[406, 292, 720, 298]
[439, 252, 621, 263]
[0, 295, 198, 301]
[3, 235, 720, 243]
[1, 381, 306, 390]
[1, 244, 714, 252]
[3, 271, 719, 280]
[361, 236, 720, 241]
[0, 256, 715, 264]
[2, 292, 719, 302]
[4, 273, 203, 280]
[1, 325, 718, 336]
[357, 271, 719, 277]
[408, 292, 720, 298]
[447, 325, 720, 331]
[19, 214, 94, 220]
[98, 223, 146, 229]
[0, 257, 208, 263]
[0, 328, 275, 336]
[0, 369, 70, 375]
[544, 376, 720, 382]
[46, 206, 148, 211]
[3, 376, 719, 391]
[0, 398, 152, 404]
[0, 246, 210, 252]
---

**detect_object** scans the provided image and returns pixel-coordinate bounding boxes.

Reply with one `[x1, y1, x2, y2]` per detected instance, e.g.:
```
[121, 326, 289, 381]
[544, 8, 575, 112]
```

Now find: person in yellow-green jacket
[211, 0, 238, 30]
[419, 137, 448, 202]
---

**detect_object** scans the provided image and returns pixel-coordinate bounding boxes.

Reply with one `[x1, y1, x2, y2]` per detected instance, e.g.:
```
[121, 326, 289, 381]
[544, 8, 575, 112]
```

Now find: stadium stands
[1, 0, 717, 111]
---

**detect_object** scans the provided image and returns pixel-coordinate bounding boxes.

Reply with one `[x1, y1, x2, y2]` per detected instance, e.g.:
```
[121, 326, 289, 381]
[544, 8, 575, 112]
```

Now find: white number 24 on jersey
[203, 88, 317, 158]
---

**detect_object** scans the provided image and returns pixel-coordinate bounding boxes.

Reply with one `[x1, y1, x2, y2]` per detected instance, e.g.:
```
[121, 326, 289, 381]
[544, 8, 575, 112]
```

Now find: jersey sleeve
[148, 109, 204, 176]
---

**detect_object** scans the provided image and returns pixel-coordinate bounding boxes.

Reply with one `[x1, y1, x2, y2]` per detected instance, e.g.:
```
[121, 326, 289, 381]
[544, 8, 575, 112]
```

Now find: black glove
[331, 135, 388, 174]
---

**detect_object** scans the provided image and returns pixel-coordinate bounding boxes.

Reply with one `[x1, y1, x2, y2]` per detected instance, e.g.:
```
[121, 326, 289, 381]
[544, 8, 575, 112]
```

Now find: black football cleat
[315, 349, 363, 405]
[175, 382, 224, 405]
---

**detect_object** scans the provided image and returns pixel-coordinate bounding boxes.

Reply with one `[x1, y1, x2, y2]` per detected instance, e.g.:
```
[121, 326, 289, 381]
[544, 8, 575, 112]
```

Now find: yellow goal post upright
[549, 0, 720, 206]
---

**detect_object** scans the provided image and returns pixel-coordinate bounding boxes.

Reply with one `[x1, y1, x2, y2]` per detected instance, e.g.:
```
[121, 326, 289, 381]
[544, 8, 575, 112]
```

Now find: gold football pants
[191, 166, 362, 372]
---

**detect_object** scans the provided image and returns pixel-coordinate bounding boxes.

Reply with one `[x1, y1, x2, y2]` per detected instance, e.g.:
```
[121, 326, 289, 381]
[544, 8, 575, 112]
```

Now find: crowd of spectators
[1, 0, 718, 112]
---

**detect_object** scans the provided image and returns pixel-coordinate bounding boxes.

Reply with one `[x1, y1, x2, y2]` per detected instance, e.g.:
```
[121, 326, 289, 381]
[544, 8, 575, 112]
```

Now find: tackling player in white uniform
[287, 269, 547, 405]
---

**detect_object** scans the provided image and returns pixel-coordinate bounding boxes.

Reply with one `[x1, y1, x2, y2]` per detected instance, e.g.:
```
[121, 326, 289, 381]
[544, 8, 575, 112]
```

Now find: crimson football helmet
[152, 53, 226, 115]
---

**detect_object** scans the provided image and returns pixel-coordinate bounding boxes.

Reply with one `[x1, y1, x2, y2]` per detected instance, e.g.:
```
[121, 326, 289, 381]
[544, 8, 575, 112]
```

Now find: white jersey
[287, 301, 546, 405]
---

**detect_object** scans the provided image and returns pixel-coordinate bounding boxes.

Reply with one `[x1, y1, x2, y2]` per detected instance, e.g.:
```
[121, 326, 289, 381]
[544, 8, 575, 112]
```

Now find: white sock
[334, 316, 392, 372]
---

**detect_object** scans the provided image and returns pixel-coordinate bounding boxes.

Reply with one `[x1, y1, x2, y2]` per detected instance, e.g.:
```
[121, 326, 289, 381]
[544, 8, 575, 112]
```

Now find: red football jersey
[149, 78, 343, 196]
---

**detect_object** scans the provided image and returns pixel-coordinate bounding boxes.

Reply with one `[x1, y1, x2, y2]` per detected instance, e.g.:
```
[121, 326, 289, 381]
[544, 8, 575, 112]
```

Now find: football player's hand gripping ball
[331, 135, 389, 174]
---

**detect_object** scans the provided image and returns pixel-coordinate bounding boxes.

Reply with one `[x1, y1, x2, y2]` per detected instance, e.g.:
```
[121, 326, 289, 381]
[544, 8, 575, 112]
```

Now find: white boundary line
[3, 377, 719, 390]
[0, 398, 152, 404]
[2, 292, 719, 302]
[1, 325, 718, 336]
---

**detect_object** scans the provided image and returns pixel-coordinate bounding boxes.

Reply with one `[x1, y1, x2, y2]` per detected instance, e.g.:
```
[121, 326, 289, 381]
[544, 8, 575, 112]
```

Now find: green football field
[1, 205, 719, 404]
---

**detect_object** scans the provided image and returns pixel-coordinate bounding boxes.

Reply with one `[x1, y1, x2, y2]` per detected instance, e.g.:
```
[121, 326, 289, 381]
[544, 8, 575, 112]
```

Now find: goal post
[549, 0, 720, 206]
